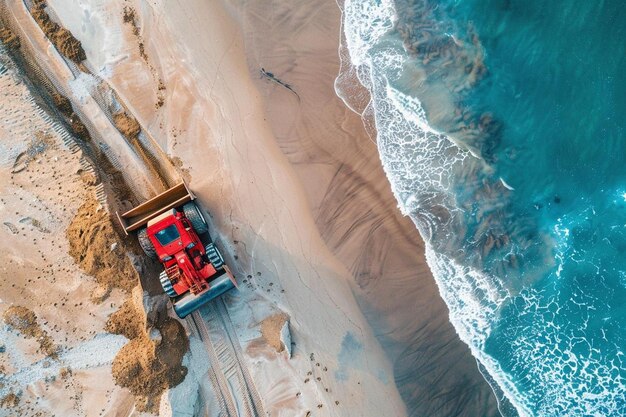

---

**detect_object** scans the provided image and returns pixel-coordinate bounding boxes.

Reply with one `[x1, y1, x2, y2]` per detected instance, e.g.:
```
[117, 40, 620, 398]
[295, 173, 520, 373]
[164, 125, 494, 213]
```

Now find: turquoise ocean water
[339, 0, 626, 415]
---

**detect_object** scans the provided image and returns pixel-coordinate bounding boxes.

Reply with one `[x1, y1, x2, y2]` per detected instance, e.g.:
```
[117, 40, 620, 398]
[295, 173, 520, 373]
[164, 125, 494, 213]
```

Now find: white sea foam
[342, 0, 396, 67]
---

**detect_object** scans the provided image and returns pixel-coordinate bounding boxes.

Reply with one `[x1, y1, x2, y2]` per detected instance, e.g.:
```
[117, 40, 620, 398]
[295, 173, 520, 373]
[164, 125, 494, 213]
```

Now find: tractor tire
[138, 227, 157, 259]
[159, 270, 178, 298]
[183, 202, 208, 235]
[205, 243, 224, 269]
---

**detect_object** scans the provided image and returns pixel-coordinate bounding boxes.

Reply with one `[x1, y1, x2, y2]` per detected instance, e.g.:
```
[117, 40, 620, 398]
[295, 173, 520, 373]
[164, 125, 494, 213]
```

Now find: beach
[0, 0, 499, 416]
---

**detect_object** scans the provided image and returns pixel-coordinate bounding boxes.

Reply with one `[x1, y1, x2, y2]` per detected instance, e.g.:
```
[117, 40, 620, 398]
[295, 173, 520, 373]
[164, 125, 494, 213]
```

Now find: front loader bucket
[117, 182, 195, 234]
[173, 268, 237, 318]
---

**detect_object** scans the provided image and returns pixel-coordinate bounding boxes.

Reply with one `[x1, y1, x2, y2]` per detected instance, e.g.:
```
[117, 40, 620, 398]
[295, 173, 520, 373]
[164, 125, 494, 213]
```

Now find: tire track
[194, 300, 266, 417]
[189, 311, 240, 417]
[215, 299, 266, 417]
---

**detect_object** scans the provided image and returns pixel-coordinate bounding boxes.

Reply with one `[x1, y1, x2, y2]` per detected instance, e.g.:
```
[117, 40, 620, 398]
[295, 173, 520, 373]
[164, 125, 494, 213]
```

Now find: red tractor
[117, 182, 237, 318]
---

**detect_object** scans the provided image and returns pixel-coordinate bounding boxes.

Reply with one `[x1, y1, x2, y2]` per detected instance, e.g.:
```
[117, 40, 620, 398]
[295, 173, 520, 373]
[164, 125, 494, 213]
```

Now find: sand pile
[111, 111, 170, 191]
[0, 393, 20, 409]
[261, 313, 290, 353]
[69, 113, 90, 140]
[49, 91, 90, 140]
[113, 112, 141, 139]
[106, 299, 144, 339]
[2, 305, 58, 358]
[66, 196, 138, 295]
[30, 2, 85, 64]
[106, 290, 188, 413]
[51, 91, 72, 114]
[0, 28, 19, 49]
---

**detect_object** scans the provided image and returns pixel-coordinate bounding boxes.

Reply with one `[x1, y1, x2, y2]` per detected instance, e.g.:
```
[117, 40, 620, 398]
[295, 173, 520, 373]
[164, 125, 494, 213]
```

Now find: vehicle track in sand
[190, 301, 266, 417]
[2, 2, 266, 415]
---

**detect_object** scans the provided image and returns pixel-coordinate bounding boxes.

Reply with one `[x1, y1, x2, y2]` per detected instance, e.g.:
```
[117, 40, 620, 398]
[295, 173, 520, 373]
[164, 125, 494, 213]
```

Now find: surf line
[260, 68, 300, 101]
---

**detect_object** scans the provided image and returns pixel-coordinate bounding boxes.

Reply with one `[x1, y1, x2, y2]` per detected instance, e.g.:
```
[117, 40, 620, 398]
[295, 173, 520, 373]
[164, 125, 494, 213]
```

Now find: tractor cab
[146, 207, 218, 297]
[147, 209, 201, 261]
[117, 183, 237, 318]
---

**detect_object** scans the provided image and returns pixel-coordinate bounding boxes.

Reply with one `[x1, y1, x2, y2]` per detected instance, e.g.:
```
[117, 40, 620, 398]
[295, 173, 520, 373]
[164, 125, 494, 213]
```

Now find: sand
[0, 12, 187, 415]
[113, 112, 141, 140]
[108, 288, 188, 413]
[0, 0, 500, 415]
[237, 1, 499, 414]
[3, 306, 58, 358]
[66, 196, 139, 294]
[0, 45, 134, 416]
[29, 1, 85, 64]
[48, 89, 91, 140]
[0, 27, 18, 49]
[261, 313, 290, 353]
[0, 393, 19, 409]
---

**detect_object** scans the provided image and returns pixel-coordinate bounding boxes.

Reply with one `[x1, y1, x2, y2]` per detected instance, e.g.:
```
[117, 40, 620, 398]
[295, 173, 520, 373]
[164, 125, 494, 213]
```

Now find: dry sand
[260, 313, 290, 353]
[66, 195, 138, 294]
[2, 306, 58, 358]
[237, 1, 499, 414]
[107, 288, 188, 413]
[29, 1, 85, 64]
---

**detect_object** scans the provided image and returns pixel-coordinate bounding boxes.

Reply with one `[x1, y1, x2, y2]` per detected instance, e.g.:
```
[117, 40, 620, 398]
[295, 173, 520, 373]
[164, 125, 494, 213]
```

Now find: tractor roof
[147, 208, 177, 227]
